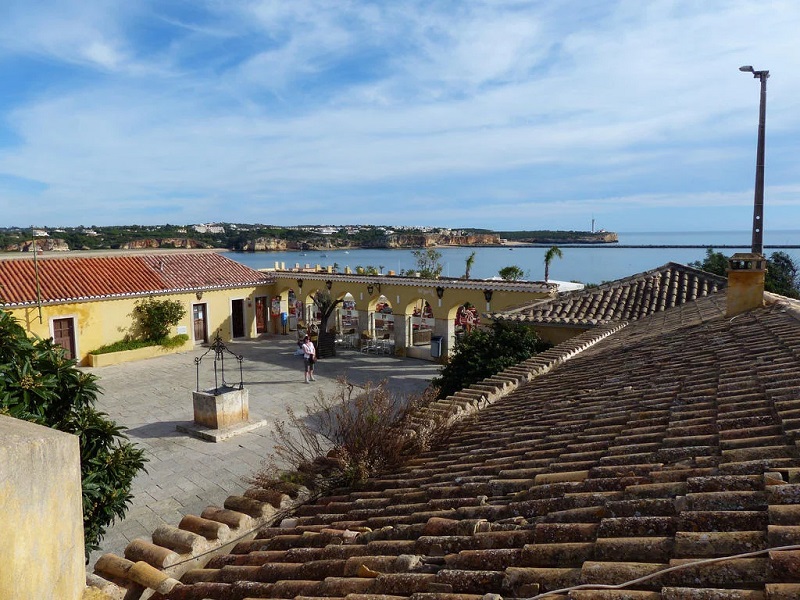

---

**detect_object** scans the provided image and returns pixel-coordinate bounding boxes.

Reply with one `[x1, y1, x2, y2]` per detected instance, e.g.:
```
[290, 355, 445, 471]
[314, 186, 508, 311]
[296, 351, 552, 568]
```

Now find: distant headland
[0, 223, 618, 253]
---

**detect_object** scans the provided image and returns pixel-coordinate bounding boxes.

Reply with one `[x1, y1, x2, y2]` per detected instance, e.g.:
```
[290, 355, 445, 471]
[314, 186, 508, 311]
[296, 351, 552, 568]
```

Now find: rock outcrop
[8, 238, 71, 252]
[119, 238, 209, 249]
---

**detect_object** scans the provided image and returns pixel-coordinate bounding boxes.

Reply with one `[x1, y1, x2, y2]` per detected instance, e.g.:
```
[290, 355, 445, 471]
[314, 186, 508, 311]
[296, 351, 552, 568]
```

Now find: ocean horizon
[227, 230, 800, 285]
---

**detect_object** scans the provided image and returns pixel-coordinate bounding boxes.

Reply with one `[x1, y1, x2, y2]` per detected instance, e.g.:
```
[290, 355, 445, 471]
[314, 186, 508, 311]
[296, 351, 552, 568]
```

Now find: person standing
[301, 335, 316, 383]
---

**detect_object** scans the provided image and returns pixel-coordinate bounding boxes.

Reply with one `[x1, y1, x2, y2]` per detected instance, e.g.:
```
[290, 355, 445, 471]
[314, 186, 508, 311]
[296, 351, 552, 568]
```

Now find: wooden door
[52, 318, 76, 360]
[232, 299, 245, 338]
[193, 304, 208, 343]
[255, 297, 268, 333]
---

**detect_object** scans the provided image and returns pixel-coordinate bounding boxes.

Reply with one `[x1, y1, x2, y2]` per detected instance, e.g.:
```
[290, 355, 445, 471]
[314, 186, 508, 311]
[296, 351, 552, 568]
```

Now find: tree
[432, 321, 549, 399]
[312, 289, 344, 358]
[411, 248, 443, 278]
[134, 297, 186, 342]
[691, 248, 800, 298]
[0, 309, 147, 561]
[544, 246, 563, 282]
[765, 251, 800, 298]
[690, 248, 728, 277]
[464, 251, 476, 279]
[499, 265, 525, 281]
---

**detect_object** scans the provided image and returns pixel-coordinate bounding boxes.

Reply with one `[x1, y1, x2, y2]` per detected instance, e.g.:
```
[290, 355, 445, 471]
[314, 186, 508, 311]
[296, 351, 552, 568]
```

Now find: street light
[739, 65, 769, 255]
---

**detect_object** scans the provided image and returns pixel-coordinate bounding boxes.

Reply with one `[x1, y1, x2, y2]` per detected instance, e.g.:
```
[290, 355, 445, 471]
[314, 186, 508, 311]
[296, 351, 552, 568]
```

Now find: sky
[1, 1, 799, 233]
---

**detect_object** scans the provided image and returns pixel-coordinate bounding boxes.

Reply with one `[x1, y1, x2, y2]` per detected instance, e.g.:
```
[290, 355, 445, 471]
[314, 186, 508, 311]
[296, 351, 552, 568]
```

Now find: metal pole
[747, 69, 769, 255]
[32, 227, 43, 324]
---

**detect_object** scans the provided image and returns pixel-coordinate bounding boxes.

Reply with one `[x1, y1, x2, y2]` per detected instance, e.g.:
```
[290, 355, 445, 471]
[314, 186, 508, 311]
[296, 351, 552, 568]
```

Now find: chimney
[726, 252, 766, 317]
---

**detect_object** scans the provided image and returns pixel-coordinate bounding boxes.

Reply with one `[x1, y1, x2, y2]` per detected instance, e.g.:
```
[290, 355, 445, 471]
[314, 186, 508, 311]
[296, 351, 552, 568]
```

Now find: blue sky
[1, 1, 799, 232]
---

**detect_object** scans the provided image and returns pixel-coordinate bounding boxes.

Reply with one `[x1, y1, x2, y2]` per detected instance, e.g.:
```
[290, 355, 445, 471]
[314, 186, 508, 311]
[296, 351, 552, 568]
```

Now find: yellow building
[0, 251, 557, 364]
[268, 270, 555, 360]
[0, 251, 274, 366]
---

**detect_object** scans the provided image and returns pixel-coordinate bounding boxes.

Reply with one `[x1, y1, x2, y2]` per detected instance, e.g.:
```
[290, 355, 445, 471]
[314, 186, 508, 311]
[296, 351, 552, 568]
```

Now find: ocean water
[227, 230, 800, 285]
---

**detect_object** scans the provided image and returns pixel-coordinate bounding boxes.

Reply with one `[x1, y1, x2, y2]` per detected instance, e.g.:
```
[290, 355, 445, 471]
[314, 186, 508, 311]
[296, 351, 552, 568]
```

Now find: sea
[226, 230, 800, 285]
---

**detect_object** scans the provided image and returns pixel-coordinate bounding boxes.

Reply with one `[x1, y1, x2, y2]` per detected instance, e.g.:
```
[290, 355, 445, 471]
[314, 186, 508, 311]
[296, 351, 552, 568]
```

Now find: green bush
[90, 338, 154, 355]
[161, 333, 190, 349]
[0, 309, 147, 561]
[90, 333, 189, 355]
[133, 297, 186, 342]
[433, 321, 550, 399]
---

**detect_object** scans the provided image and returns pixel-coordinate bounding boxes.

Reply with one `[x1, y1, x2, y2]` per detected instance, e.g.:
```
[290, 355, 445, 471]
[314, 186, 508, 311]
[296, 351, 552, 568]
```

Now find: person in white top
[301, 335, 316, 383]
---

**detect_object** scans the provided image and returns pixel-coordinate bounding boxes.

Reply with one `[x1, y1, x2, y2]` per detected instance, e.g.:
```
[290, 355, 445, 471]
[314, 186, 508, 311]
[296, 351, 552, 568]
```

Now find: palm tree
[464, 251, 476, 279]
[544, 246, 563, 282]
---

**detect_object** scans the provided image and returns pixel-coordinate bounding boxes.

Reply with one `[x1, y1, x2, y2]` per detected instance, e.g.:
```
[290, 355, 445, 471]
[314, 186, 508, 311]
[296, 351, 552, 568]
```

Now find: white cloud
[1, 0, 800, 230]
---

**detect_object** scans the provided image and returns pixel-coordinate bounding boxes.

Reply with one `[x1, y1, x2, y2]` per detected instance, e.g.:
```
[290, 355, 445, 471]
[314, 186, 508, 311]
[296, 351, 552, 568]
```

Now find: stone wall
[0, 416, 85, 600]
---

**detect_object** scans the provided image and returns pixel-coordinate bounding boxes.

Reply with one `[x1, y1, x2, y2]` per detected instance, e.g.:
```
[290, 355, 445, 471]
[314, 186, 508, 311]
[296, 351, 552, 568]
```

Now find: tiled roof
[490, 262, 726, 326]
[95, 290, 800, 599]
[278, 271, 556, 295]
[0, 252, 272, 307]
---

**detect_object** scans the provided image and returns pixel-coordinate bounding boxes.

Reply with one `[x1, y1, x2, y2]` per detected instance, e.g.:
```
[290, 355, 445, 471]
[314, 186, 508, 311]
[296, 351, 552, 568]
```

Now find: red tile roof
[0, 252, 272, 307]
[492, 262, 726, 326]
[95, 291, 800, 599]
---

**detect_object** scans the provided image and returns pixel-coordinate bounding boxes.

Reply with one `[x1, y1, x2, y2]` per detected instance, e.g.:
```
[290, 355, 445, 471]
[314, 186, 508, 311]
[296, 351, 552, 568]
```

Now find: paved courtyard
[85, 334, 440, 568]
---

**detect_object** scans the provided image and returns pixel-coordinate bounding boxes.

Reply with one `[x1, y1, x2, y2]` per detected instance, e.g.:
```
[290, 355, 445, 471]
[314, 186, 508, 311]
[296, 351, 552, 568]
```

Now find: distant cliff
[119, 238, 210, 249]
[383, 233, 502, 248]
[242, 238, 300, 251]
[520, 232, 618, 244]
[6, 238, 71, 252]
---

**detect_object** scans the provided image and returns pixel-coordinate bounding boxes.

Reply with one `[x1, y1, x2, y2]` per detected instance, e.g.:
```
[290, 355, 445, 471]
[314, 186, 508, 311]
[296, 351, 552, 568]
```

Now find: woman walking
[301, 335, 316, 383]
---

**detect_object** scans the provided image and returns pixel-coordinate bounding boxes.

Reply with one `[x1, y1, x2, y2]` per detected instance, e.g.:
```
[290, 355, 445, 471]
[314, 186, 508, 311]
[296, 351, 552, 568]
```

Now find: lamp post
[739, 65, 769, 255]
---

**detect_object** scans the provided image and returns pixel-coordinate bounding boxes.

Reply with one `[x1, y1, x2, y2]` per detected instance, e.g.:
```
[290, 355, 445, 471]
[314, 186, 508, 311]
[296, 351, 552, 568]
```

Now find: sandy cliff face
[382, 233, 501, 248]
[120, 238, 209, 249]
[8, 238, 71, 252]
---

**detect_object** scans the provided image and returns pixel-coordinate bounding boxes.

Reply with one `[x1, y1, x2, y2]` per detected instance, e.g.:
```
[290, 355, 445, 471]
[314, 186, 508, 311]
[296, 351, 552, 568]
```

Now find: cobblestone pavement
[85, 334, 440, 567]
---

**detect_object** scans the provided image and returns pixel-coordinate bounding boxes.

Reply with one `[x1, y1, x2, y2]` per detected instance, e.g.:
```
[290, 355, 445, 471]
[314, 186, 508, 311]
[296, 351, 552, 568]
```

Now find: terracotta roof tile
[0, 251, 271, 306]
[95, 291, 800, 599]
[490, 262, 726, 326]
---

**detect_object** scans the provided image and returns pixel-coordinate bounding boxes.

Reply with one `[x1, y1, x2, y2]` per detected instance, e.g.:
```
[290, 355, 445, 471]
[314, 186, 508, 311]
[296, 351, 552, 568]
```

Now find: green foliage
[0, 310, 147, 561]
[134, 297, 186, 342]
[312, 289, 343, 332]
[498, 265, 525, 281]
[691, 248, 800, 298]
[161, 333, 190, 348]
[90, 333, 190, 355]
[544, 246, 563, 281]
[766, 251, 800, 298]
[496, 230, 612, 242]
[464, 251, 476, 279]
[355, 265, 379, 275]
[690, 248, 728, 277]
[411, 248, 443, 278]
[433, 321, 550, 399]
[90, 338, 155, 355]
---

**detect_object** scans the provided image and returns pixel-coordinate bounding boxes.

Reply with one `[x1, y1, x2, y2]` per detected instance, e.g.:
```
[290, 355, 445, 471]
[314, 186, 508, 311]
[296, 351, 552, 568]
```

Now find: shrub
[0, 309, 147, 561]
[248, 378, 451, 494]
[90, 333, 190, 355]
[160, 333, 190, 349]
[133, 297, 186, 342]
[90, 338, 154, 355]
[433, 321, 550, 399]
